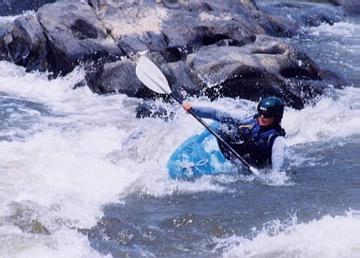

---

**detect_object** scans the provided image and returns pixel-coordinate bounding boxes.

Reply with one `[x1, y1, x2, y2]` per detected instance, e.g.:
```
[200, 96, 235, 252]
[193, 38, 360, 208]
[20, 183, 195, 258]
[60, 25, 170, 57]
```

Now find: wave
[218, 211, 360, 258]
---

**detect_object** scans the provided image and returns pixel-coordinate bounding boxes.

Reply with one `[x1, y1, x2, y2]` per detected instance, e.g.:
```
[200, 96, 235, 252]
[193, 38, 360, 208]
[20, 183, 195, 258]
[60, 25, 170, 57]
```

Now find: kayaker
[182, 96, 286, 172]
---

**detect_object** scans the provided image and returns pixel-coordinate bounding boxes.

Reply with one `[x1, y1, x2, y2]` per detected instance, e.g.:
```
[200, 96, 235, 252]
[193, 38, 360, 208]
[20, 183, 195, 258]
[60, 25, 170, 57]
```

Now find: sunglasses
[258, 111, 274, 118]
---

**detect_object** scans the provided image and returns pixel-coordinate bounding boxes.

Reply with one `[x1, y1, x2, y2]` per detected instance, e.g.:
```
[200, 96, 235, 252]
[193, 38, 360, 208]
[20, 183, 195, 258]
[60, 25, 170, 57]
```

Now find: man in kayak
[182, 96, 286, 172]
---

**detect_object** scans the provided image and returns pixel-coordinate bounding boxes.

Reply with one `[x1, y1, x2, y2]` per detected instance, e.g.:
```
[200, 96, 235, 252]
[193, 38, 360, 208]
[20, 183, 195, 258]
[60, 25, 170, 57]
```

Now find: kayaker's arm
[271, 136, 286, 172]
[182, 103, 242, 124]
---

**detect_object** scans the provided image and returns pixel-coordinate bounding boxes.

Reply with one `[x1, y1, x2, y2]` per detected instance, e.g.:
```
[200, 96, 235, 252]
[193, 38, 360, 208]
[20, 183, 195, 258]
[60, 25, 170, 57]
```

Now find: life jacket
[217, 116, 286, 168]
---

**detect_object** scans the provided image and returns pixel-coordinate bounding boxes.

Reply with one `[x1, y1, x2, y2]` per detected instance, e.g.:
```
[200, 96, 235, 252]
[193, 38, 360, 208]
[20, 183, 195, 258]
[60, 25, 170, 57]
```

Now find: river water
[0, 3, 359, 258]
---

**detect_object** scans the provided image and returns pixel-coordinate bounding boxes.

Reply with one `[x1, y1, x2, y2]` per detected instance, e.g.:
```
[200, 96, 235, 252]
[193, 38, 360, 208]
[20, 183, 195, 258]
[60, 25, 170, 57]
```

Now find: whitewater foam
[219, 211, 360, 258]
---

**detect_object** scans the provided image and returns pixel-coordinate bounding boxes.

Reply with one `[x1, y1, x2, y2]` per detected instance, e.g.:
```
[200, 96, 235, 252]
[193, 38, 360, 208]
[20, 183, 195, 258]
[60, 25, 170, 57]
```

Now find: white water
[0, 15, 359, 258]
[0, 63, 140, 257]
[0, 62, 241, 257]
[284, 87, 360, 146]
[219, 211, 360, 258]
[0, 59, 359, 257]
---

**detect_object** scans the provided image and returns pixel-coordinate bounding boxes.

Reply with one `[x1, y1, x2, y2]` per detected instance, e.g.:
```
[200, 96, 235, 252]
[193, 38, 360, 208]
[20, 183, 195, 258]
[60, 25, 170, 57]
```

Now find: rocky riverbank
[0, 0, 354, 112]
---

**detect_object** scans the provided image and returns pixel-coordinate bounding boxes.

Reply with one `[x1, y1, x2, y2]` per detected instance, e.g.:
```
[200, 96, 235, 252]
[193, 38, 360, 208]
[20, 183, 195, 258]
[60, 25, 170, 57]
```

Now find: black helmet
[257, 96, 284, 122]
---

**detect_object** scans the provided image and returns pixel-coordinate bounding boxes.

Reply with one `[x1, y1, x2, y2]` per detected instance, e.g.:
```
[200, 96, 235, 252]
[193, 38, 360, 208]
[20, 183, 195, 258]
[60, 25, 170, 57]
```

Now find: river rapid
[0, 3, 359, 258]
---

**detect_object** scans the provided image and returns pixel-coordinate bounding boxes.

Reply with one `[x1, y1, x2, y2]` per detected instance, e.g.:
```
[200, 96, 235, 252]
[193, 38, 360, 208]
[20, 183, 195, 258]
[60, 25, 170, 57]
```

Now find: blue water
[0, 2, 359, 258]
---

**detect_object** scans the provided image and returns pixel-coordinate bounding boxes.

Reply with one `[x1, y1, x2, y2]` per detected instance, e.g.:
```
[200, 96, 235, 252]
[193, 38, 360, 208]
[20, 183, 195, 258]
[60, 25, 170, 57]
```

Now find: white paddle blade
[136, 56, 172, 95]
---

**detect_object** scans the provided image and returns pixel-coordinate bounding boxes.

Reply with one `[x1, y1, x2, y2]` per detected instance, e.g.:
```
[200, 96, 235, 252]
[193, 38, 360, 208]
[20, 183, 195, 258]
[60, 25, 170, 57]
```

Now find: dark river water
[0, 1, 359, 258]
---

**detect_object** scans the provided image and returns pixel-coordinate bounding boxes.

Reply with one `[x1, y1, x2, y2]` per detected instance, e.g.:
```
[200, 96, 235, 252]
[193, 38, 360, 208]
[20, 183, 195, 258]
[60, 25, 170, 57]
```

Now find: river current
[0, 4, 359, 258]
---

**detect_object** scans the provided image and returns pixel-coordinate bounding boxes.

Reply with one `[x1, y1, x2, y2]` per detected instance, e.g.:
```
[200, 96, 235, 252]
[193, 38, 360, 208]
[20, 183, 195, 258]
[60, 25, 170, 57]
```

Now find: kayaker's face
[258, 115, 274, 128]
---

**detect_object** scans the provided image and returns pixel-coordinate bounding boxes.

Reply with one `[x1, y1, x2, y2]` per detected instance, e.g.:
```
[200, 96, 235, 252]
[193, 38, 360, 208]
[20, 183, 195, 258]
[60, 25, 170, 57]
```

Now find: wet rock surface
[36, 0, 122, 76]
[185, 35, 332, 109]
[0, 15, 48, 72]
[328, 0, 360, 14]
[258, 1, 344, 27]
[0, 0, 348, 111]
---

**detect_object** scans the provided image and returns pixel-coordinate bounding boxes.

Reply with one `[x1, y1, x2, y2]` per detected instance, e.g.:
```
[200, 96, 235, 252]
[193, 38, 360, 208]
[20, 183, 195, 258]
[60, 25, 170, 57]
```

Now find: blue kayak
[167, 122, 235, 180]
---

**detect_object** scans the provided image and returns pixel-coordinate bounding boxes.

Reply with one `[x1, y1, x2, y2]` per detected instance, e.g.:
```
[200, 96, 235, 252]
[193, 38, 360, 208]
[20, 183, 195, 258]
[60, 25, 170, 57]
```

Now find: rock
[162, 9, 264, 57]
[186, 35, 335, 109]
[0, 22, 12, 60]
[182, 0, 258, 13]
[37, 0, 122, 75]
[86, 58, 139, 95]
[252, 11, 300, 37]
[0, 0, 345, 110]
[0, 15, 48, 72]
[85, 52, 168, 97]
[0, 0, 56, 16]
[161, 0, 267, 57]
[162, 60, 200, 97]
[239, 0, 258, 11]
[7, 205, 51, 235]
[117, 32, 167, 56]
[258, 1, 343, 28]
[89, 0, 162, 41]
[328, 0, 360, 14]
[94, 1, 169, 56]
[89, 0, 267, 59]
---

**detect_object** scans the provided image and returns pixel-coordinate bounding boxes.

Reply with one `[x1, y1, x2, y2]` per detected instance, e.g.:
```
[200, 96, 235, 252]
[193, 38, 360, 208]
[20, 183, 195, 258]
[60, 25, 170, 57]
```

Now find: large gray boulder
[0, 23, 12, 61]
[258, 1, 343, 27]
[161, 8, 264, 53]
[117, 32, 167, 56]
[37, 0, 122, 75]
[88, 0, 297, 59]
[86, 57, 151, 97]
[162, 60, 199, 96]
[185, 35, 337, 109]
[88, 0, 164, 42]
[328, 0, 360, 14]
[0, 15, 48, 72]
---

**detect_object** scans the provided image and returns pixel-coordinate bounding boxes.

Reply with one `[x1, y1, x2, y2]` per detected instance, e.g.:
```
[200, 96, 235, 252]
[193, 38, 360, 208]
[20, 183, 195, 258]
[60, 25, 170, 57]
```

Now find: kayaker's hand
[182, 102, 192, 112]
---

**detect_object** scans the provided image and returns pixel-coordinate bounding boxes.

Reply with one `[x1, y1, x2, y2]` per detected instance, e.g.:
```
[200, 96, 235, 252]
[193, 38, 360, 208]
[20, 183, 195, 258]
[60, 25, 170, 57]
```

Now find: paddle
[135, 56, 259, 175]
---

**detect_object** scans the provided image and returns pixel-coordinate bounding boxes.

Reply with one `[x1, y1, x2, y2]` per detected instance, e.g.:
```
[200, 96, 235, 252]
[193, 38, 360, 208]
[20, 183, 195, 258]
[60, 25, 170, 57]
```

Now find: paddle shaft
[170, 93, 252, 171]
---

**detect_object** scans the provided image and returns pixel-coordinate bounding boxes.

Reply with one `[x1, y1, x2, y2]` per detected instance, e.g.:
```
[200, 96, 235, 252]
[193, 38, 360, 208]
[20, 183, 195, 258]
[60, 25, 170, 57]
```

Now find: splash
[219, 211, 360, 258]
[283, 87, 360, 146]
[0, 62, 142, 257]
